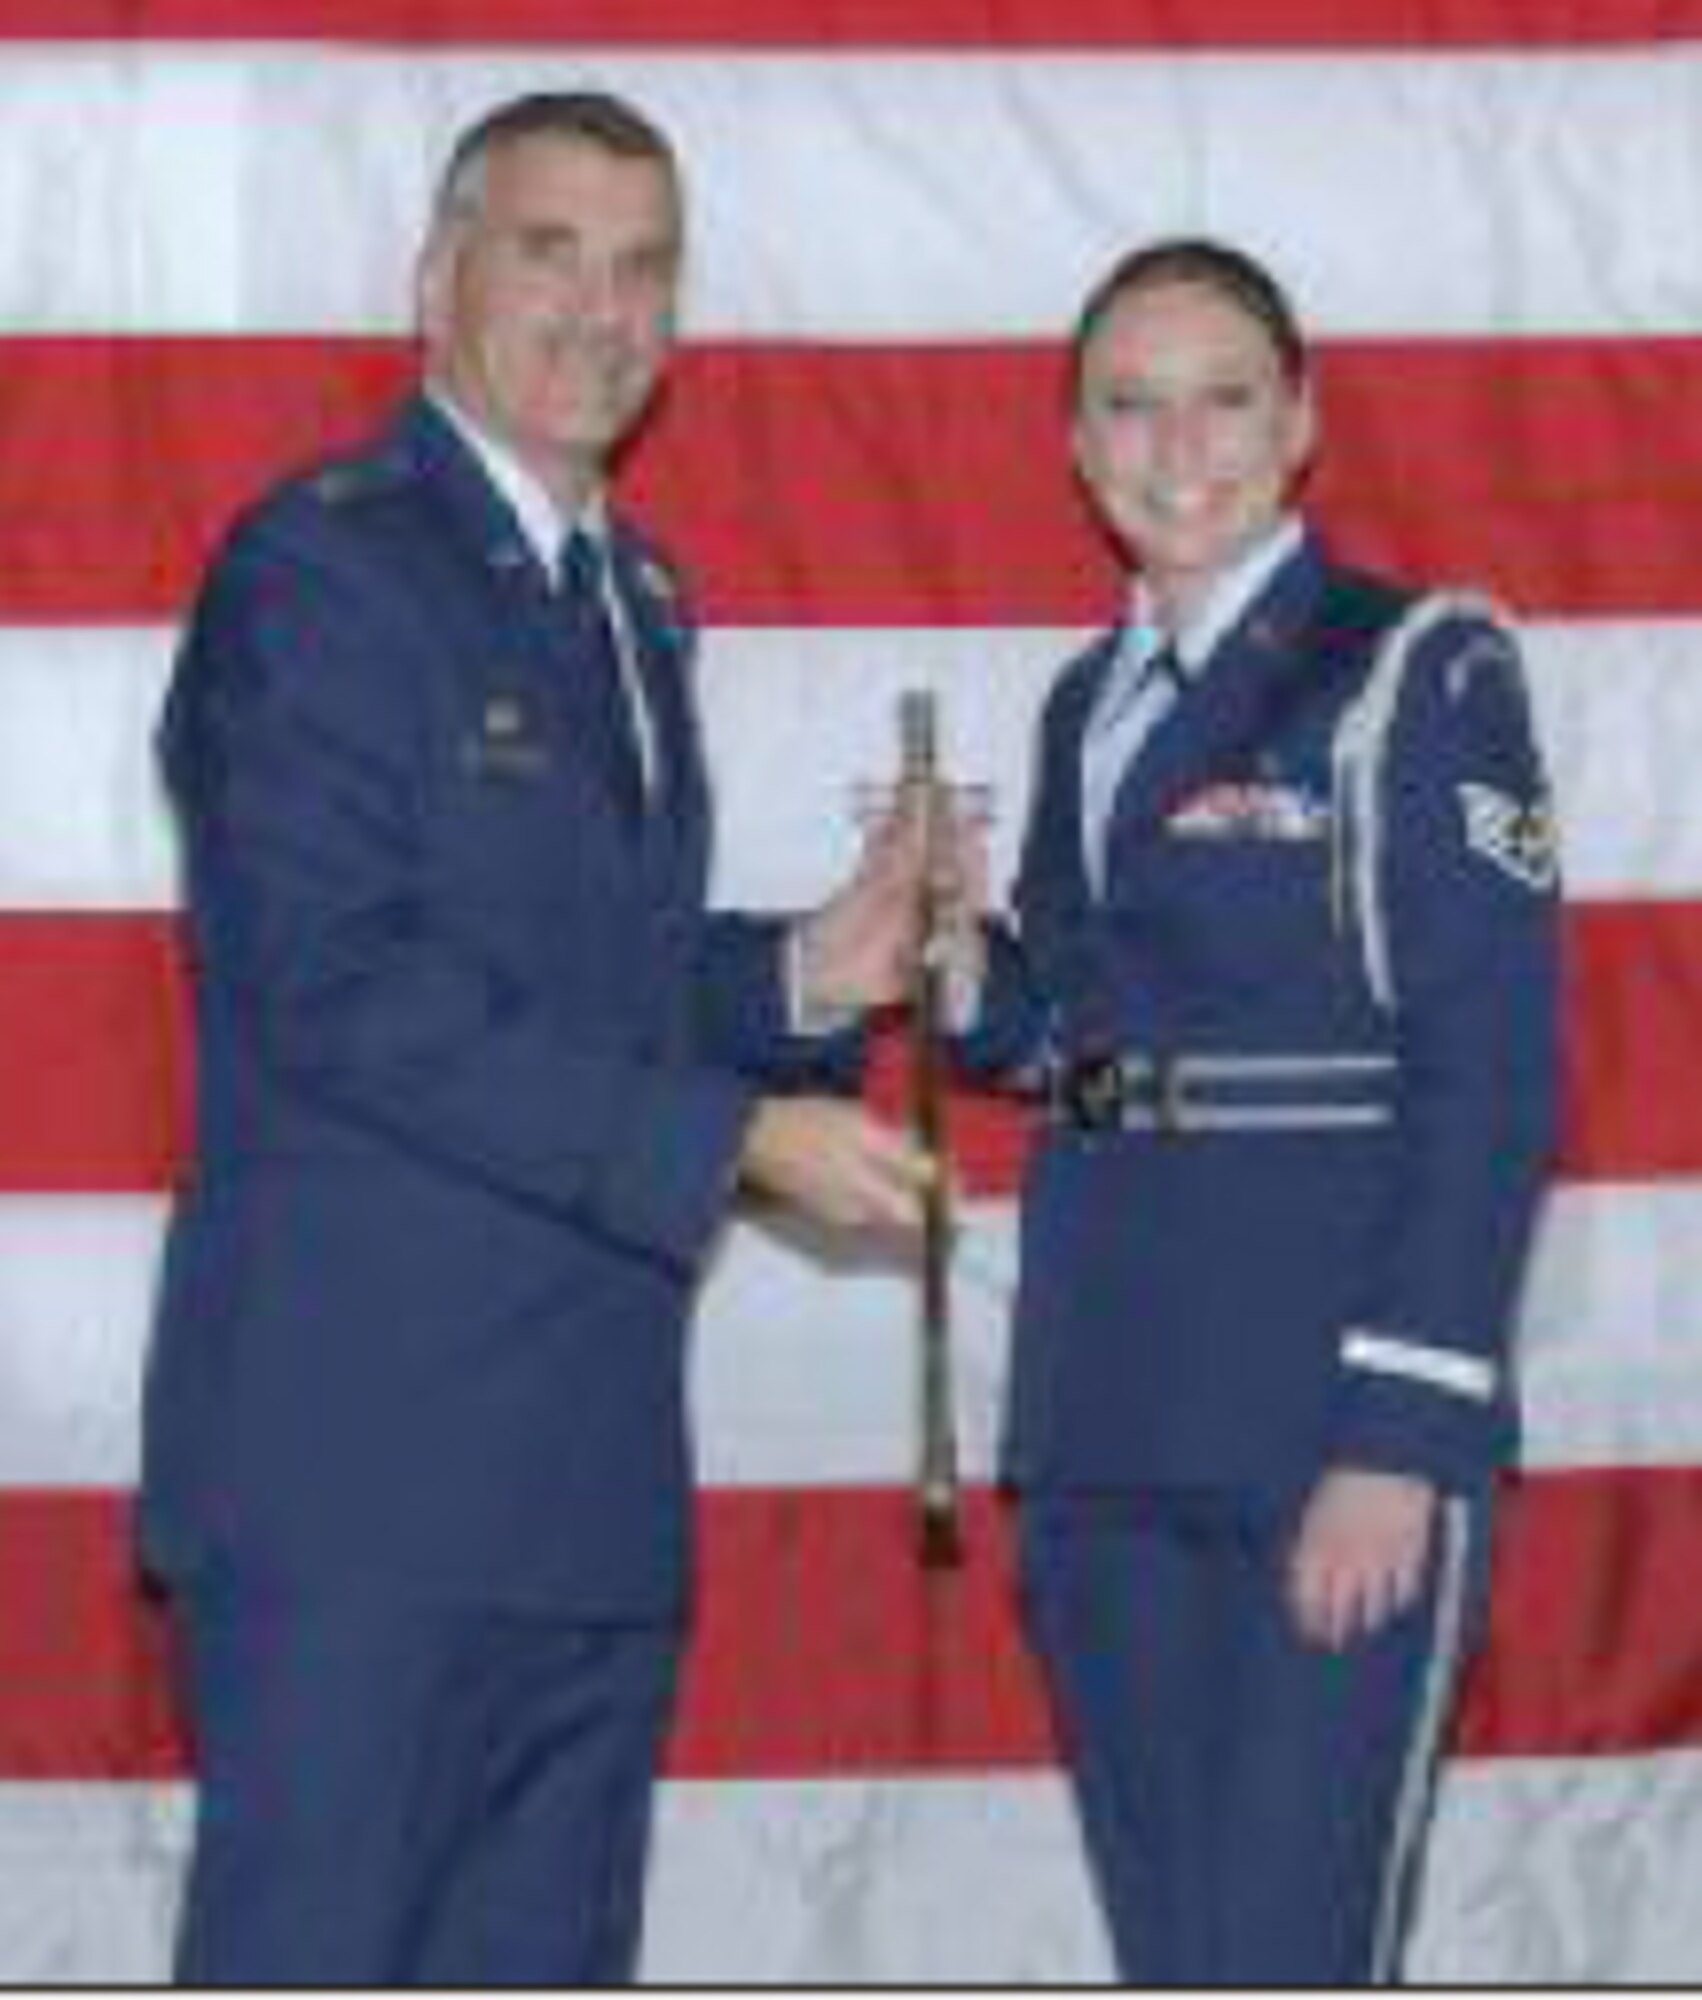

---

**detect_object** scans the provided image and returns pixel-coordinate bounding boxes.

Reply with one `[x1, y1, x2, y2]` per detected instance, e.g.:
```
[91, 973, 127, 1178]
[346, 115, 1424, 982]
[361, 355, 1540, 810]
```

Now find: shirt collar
[1124, 514, 1305, 679]
[428, 387, 607, 583]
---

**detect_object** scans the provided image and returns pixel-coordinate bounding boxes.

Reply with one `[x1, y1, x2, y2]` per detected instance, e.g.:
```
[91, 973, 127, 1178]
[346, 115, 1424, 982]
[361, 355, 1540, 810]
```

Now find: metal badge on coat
[463, 690, 554, 780]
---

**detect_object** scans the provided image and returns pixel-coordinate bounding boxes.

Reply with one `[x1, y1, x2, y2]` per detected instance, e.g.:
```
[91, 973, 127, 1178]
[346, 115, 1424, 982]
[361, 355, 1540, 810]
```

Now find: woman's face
[1072, 277, 1315, 622]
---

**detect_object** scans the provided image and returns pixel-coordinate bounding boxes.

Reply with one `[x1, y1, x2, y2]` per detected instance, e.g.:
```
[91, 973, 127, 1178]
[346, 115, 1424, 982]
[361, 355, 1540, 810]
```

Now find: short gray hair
[432, 89, 682, 230]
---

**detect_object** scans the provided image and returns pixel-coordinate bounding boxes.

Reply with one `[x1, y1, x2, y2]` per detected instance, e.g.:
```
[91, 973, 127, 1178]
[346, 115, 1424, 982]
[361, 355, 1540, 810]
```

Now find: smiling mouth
[542, 352, 639, 406]
[1143, 485, 1225, 524]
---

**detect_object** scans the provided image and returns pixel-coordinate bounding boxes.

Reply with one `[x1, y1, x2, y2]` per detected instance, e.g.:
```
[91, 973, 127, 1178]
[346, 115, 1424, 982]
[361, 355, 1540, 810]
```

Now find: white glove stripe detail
[1341, 1329, 1497, 1404]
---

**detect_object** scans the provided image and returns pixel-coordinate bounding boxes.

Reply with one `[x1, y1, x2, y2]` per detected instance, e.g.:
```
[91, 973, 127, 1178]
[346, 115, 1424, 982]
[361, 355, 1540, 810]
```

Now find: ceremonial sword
[898, 689, 963, 1568]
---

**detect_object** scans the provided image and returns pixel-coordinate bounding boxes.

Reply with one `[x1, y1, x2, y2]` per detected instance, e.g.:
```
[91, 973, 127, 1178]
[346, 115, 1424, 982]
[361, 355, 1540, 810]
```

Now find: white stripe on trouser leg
[1369, 1496, 1473, 1985]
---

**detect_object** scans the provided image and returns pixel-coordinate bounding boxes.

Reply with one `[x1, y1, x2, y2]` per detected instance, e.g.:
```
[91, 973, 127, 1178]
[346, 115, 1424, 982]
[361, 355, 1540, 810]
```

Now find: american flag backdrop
[1, 0, 1701, 1983]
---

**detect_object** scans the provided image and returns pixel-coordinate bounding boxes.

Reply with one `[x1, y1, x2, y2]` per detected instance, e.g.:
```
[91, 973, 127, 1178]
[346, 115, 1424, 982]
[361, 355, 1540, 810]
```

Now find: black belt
[1047, 1051, 1397, 1137]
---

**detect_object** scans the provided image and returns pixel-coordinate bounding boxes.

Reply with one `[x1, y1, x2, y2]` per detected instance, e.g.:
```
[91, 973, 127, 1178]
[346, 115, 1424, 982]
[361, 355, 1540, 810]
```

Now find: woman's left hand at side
[1286, 1467, 1438, 1651]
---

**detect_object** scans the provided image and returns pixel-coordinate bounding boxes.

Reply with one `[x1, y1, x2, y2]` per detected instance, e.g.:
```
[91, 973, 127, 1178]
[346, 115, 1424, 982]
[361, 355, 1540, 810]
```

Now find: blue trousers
[172, 1583, 681, 1986]
[1019, 1488, 1486, 1987]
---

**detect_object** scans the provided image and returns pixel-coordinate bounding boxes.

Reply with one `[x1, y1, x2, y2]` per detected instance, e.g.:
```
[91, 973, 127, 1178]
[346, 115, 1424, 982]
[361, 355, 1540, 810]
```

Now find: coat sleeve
[166, 505, 754, 1277]
[954, 670, 1097, 1079]
[689, 912, 867, 1093]
[1326, 610, 1562, 1488]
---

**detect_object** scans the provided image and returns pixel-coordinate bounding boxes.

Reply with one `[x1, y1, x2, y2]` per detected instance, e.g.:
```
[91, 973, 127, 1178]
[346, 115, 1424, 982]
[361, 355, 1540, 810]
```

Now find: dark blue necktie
[1081, 635, 1186, 890]
[559, 528, 646, 820]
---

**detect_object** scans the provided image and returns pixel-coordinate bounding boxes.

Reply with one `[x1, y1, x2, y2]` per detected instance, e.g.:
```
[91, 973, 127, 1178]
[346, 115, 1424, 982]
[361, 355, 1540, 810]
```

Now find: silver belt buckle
[1060, 1051, 1125, 1134]
[1088, 1052, 1128, 1133]
[1152, 1056, 1187, 1138]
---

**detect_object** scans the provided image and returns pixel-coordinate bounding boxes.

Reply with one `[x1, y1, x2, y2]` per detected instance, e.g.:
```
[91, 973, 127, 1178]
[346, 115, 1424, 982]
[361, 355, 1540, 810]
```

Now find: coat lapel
[1051, 632, 1121, 896]
[401, 398, 690, 846]
[400, 394, 550, 601]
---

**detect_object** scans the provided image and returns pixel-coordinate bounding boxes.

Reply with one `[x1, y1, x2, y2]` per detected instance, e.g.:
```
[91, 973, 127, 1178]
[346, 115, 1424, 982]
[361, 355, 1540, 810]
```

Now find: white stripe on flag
[0, 48, 1698, 337]
[8, 1185, 1702, 1489]
[0, 1196, 159, 1487]
[0, 620, 1699, 912]
[8, 1757, 1702, 1987]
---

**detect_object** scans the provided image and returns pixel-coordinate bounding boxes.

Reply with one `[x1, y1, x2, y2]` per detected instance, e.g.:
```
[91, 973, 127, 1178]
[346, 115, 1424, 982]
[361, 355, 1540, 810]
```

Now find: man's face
[1072, 278, 1314, 614]
[419, 132, 683, 495]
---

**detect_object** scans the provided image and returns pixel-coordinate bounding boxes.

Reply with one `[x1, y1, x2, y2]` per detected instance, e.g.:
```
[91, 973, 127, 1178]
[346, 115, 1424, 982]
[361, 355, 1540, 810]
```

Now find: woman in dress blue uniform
[957, 239, 1560, 1983]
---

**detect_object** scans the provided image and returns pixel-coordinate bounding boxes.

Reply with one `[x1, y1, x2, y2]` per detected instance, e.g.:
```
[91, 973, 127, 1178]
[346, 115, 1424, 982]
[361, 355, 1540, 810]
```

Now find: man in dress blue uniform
[950, 240, 1561, 1983]
[140, 91, 933, 1986]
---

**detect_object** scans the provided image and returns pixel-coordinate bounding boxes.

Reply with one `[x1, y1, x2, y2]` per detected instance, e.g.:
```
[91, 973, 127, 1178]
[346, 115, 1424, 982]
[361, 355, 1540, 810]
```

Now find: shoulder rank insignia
[634, 553, 678, 603]
[1458, 782, 1559, 892]
[308, 451, 409, 509]
[309, 463, 363, 506]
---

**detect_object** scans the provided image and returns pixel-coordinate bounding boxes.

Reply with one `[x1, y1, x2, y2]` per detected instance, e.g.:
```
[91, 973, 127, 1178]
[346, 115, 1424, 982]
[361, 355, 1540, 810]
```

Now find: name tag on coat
[1165, 779, 1332, 842]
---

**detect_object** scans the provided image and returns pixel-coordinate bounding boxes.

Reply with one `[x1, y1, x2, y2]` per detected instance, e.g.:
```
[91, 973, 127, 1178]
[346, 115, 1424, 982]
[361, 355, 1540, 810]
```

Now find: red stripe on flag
[1558, 902, 1702, 1186]
[0, 903, 1688, 1192]
[0, 915, 187, 1194]
[1, 1472, 1699, 1780]
[3, 337, 1701, 624]
[1454, 1466, 1702, 1759]
[3, 0, 1699, 46]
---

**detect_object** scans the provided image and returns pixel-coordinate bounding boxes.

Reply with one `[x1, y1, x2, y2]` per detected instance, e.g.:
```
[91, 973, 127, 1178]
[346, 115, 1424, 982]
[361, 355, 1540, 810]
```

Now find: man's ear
[1069, 411, 1096, 488]
[1286, 378, 1319, 480]
[415, 232, 452, 349]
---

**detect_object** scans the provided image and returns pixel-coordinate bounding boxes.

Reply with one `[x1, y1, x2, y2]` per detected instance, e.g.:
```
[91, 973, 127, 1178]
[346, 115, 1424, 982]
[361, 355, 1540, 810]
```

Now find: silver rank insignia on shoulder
[1458, 782, 1559, 892]
[310, 463, 364, 506]
[309, 452, 406, 508]
[635, 554, 676, 601]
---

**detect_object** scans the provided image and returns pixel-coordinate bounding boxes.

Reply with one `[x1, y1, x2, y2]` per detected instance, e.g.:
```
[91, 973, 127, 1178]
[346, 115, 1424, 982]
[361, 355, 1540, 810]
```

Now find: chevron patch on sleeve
[1458, 782, 1560, 892]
